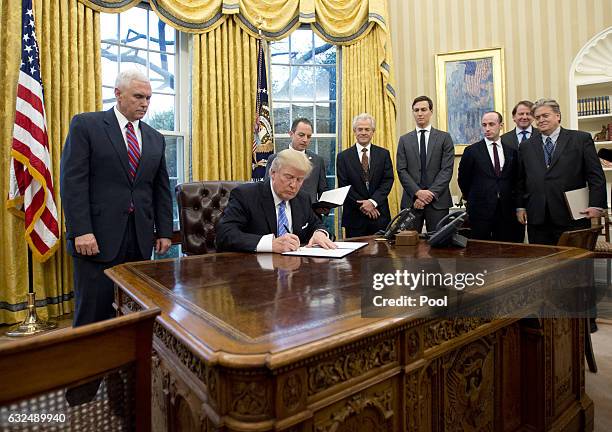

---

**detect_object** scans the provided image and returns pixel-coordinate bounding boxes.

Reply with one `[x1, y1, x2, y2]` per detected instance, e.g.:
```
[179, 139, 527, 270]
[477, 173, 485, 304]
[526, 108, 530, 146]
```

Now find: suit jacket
[396, 127, 454, 209]
[516, 127, 607, 226]
[215, 179, 326, 252]
[265, 149, 327, 204]
[501, 127, 540, 151]
[458, 139, 518, 222]
[60, 108, 173, 262]
[336, 144, 394, 230]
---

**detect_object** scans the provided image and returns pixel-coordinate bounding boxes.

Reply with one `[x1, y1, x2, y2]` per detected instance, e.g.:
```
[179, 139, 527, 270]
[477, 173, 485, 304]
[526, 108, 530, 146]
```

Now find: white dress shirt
[484, 137, 505, 170]
[114, 105, 142, 151]
[415, 124, 432, 154]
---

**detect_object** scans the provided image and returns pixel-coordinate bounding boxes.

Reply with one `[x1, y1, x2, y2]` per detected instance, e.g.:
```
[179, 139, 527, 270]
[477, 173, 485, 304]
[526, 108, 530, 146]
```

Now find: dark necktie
[544, 136, 554, 167]
[419, 129, 428, 187]
[520, 130, 529, 143]
[361, 147, 370, 183]
[492, 142, 501, 176]
[125, 122, 140, 180]
[277, 201, 288, 236]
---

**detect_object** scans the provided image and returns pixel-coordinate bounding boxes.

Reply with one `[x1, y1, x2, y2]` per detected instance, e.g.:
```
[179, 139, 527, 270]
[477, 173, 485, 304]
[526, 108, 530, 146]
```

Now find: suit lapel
[260, 180, 278, 235]
[426, 129, 438, 167]
[501, 141, 513, 174]
[510, 129, 520, 148]
[349, 145, 366, 185]
[103, 108, 131, 182]
[475, 140, 496, 176]
[548, 128, 568, 170]
[135, 122, 154, 184]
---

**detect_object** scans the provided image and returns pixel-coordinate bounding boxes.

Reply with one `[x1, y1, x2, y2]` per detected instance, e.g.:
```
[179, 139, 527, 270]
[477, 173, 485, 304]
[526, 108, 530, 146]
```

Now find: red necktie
[126, 122, 140, 180]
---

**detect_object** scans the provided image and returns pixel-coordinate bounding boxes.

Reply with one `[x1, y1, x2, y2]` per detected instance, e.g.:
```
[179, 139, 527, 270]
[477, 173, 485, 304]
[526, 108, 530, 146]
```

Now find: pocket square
[301, 223, 309, 229]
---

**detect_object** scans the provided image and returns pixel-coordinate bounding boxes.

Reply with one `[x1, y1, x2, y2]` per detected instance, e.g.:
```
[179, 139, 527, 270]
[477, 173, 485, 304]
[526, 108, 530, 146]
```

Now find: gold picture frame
[435, 48, 505, 155]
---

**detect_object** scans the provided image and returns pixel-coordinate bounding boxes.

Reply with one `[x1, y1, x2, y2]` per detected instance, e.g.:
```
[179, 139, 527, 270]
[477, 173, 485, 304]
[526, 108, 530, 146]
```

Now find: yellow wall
[389, 0, 612, 196]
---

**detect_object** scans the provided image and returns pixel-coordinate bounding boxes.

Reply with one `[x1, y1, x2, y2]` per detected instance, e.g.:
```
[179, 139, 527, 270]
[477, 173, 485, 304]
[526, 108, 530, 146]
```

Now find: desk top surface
[106, 239, 587, 367]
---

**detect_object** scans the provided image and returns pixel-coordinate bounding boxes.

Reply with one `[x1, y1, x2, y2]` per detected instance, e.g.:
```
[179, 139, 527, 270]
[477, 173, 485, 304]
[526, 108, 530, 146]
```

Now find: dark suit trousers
[344, 223, 380, 239]
[527, 206, 590, 245]
[469, 200, 516, 242]
[414, 206, 449, 233]
[72, 214, 145, 327]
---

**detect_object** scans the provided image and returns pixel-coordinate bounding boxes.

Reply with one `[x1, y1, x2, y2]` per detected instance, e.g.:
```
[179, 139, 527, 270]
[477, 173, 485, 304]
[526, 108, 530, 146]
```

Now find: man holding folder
[516, 98, 606, 245]
[216, 150, 336, 253]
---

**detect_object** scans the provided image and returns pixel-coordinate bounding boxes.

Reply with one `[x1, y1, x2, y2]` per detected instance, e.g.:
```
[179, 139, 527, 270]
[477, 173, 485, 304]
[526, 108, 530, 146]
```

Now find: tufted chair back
[176, 181, 245, 255]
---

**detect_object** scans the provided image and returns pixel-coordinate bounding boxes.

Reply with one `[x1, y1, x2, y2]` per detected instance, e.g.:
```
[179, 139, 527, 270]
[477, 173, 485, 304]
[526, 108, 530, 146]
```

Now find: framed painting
[435, 48, 505, 155]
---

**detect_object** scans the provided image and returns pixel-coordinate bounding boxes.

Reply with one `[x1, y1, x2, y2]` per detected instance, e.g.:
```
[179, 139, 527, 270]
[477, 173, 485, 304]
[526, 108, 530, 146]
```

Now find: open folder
[312, 185, 351, 210]
[282, 241, 368, 258]
[564, 186, 589, 220]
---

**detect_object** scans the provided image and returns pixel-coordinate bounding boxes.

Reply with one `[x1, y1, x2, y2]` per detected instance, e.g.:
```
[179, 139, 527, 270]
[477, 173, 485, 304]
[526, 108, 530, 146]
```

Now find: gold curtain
[342, 24, 399, 214]
[0, 0, 101, 324]
[192, 18, 258, 180]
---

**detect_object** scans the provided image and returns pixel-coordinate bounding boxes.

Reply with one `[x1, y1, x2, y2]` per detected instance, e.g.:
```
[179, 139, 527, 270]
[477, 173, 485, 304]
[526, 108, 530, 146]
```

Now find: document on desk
[564, 187, 589, 220]
[312, 185, 351, 210]
[282, 241, 368, 258]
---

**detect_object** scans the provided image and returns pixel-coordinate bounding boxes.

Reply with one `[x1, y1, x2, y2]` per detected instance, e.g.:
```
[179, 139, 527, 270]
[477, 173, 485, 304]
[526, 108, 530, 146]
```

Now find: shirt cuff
[256, 234, 274, 252]
[516, 208, 526, 212]
[314, 229, 329, 238]
[368, 199, 378, 208]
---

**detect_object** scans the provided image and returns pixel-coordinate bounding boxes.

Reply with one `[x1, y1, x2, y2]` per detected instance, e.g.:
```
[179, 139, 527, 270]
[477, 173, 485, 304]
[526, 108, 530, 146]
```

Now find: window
[269, 29, 338, 235]
[101, 4, 190, 257]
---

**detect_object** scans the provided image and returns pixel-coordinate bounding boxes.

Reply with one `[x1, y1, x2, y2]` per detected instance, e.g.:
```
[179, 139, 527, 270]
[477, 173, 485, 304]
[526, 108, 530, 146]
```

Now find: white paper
[282, 241, 368, 258]
[564, 187, 589, 220]
[317, 185, 351, 206]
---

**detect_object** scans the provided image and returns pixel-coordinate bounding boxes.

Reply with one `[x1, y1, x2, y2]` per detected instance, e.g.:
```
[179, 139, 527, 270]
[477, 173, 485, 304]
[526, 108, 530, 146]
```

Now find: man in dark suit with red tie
[516, 98, 606, 245]
[458, 111, 520, 241]
[337, 113, 394, 238]
[60, 70, 173, 327]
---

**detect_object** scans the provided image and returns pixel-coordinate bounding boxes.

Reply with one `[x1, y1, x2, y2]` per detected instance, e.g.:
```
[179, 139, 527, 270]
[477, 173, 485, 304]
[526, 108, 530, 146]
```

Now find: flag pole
[5, 249, 57, 337]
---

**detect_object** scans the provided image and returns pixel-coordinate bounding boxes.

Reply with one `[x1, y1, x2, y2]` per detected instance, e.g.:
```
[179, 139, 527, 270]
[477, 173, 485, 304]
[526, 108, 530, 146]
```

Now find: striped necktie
[277, 201, 288, 236]
[125, 122, 140, 180]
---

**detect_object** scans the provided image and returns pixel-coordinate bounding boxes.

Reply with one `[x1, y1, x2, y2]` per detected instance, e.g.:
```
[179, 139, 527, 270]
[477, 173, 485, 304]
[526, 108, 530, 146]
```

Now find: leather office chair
[557, 227, 601, 373]
[176, 181, 245, 255]
[0, 308, 160, 431]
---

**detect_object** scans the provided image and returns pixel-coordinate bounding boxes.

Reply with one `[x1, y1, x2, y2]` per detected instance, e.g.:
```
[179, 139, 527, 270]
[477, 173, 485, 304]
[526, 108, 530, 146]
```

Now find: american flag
[251, 38, 274, 181]
[7, 0, 60, 262]
[463, 58, 492, 98]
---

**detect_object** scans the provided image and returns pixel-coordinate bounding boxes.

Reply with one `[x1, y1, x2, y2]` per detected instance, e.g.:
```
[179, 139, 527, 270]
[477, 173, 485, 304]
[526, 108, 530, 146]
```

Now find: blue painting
[445, 57, 494, 145]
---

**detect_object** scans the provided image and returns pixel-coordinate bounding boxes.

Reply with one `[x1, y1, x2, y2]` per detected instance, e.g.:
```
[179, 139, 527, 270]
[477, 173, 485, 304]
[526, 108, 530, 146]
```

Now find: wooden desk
[107, 240, 594, 432]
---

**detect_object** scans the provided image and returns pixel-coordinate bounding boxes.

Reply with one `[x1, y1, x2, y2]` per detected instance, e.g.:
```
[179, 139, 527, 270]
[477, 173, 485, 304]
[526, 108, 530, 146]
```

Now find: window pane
[315, 66, 335, 100]
[148, 94, 175, 131]
[274, 137, 291, 152]
[314, 137, 336, 176]
[316, 102, 336, 134]
[314, 39, 336, 65]
[270, 38, 289, 64]
[290, 29, 313, 64]
[149, 14, 175, 54]
[101, 49, 119, 88]
[100, 13, 118, 43]
[163, 136, 179, 178]
[149, 52, 175, 91]
[273, 103, 290, 133]
[271, 65, 290, 100]
[119, 46, 147, 71]
[292, 103, 313, 124]
[120, 8, 148, 49]
[291, 67, 315, 100]
[102, 86, 115, 111]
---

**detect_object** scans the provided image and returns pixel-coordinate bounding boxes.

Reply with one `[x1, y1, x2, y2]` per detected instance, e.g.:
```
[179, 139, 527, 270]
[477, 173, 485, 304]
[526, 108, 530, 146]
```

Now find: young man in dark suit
[516, 98, 607, 245]
[458, 111, 520, 241]
[337, 113, 394, 238]
[216, 149, 335, 253]
[396, 96, 455, 232]
[60, 69, 173, 327]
